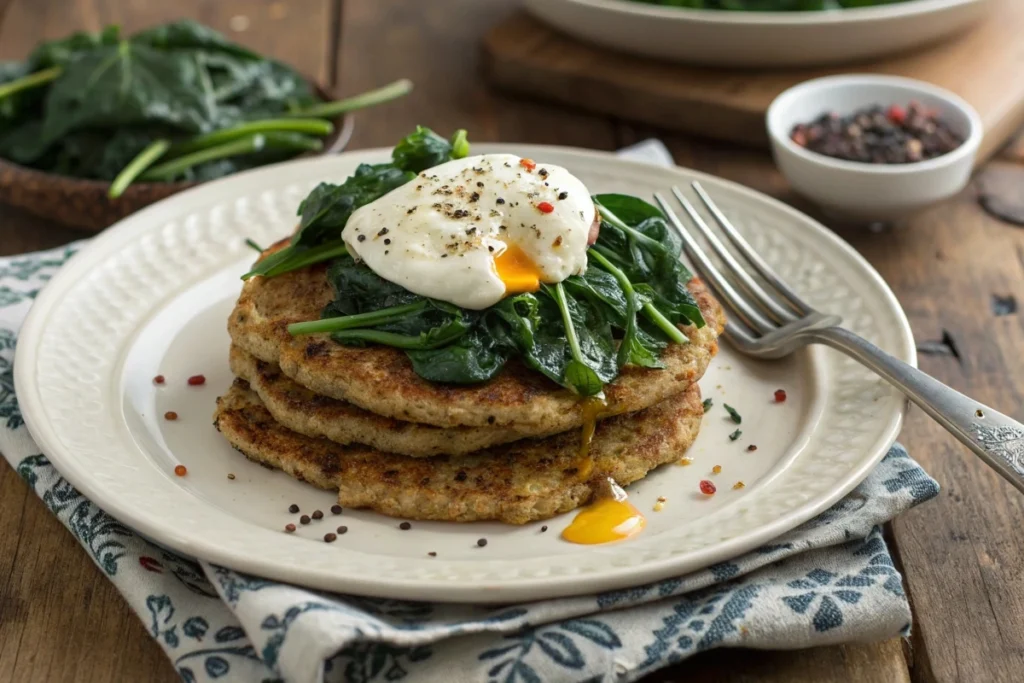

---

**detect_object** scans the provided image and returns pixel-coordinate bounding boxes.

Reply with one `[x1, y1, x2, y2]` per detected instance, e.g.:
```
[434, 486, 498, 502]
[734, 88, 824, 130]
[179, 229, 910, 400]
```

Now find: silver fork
[655, 182, 1024, 495]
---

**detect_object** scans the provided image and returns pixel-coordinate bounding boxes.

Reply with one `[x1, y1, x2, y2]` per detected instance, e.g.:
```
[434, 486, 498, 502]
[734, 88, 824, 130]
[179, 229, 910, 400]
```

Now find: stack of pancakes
[214, 260, 726, 524]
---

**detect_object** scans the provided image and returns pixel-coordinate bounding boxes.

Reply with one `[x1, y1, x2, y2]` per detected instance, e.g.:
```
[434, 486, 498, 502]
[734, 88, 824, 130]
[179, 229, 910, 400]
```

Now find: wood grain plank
[846, 162, 1024, 683]
[663, 639, 910, 683]
[335, 0, 618, 152]
[0, 460, 177, 683]
[484, 1, 1024, 163]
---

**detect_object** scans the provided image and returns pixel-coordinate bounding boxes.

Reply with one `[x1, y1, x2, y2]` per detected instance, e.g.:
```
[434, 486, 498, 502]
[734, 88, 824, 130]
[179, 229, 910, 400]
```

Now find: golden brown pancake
[230, 345, 553, 457]
[214, 379, 704, 524]
[228, 264, 724, 430]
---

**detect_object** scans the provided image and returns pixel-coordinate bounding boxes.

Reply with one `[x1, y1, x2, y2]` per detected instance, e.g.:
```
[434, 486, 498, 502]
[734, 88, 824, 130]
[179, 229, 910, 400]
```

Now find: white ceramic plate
[15, 144, 913, 603]
[524, 0, 989, 67]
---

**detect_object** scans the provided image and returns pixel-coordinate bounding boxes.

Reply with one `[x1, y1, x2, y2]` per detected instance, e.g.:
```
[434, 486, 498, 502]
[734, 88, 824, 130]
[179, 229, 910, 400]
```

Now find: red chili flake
[699, 479, 716, 495]
[712, 465, 722, 474]
[887, 104, 906, 125]
[774, 389, 787, 403]
[153, 375, 165, 385]
[139, 556, 163, 573]
[164, 411, 178, 421]
[537, 201, 555, 214]
[519, 158, 536, 171]
[187, 374, 206, 386]
[174, 464, 187, 477]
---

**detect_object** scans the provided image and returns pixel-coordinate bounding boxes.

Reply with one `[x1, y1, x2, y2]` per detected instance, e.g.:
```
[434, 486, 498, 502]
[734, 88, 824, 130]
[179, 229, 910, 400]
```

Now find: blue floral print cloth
[0, 143, 939, 683]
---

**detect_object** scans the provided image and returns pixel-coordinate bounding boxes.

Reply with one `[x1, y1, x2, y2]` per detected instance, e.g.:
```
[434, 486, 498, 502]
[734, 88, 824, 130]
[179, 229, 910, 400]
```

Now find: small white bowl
[766, 74, 982, 222]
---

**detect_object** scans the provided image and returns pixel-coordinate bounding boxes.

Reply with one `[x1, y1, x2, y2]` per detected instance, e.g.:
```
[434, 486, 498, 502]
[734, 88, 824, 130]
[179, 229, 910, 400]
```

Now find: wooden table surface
[2, 1, 1023, 682]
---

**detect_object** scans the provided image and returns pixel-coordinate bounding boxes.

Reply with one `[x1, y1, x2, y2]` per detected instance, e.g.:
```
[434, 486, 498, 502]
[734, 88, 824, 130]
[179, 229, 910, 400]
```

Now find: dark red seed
[428, 551, 437, 557]
[774, 389, 787, 403]
[300, 515, 311, 525]
[285, 524, 296, 533]
[288, 504, 300, 513]
[477, 538, 488, 547]
[174, 464, 187, 477]
[324, 533, 337, 543]
[337, 526, 348, 534]
[153, 375, 165, 384]
[331, 505, 343, 515]
[399, 522, 412, 530]
[540, 525, 548, 532]
[747, 444, 758, 452]
[312, 510, 323, 520]
[164, 411, 178, 421]
[187, 374, 206, 386]
[699, 480, 717, 495]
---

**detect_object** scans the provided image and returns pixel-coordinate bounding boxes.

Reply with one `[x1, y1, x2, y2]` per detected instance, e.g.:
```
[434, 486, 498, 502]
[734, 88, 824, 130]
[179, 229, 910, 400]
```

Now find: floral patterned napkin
[0, 142, 939, 683]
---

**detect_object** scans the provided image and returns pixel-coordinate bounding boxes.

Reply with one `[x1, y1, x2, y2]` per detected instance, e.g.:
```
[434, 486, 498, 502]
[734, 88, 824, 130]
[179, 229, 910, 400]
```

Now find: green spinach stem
[141, 134, 266, 180]
[0, 66, 61, 101]
[107, 138, 170, 198]
[288, 301, 428, 336]
[331, 326, 466, 350]
[287, 78, 412, 119]
[449, 129, 469, 159]
[589, 248, 688, 344]
[244, 239, 263, 252]
[171, 118, 333, 155]
[552, 282, 584, 362]
[596, 203, 668, 253]
[242, 239, 348, 280]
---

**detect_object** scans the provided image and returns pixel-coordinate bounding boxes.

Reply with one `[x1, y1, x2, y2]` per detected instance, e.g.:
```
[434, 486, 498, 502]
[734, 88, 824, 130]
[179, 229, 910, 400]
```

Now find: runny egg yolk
[561, 479, 646, 545]
[493, 243, 542, 295]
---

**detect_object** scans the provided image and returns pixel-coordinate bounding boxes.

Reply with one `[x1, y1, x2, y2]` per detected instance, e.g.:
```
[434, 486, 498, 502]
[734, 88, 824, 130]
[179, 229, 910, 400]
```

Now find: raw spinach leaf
[131, 20, 258, 58]
[27, 25, 121, 70]
[40, 42, 213, 152]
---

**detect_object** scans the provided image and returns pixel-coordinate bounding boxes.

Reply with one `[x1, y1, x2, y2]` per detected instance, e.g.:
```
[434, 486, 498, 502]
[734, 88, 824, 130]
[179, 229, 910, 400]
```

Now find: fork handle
[812, 326, 1024, 494]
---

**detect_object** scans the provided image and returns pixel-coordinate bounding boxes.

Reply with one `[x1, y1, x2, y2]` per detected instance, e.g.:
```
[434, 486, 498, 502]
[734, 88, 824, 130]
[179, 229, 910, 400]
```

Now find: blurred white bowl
[523, 0, 990, 68]
[766, 74, 982, 222]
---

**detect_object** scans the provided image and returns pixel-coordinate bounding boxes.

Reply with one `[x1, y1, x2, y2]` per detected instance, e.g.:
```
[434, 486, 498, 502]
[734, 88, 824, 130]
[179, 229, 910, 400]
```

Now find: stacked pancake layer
[215, 265, 725, 524]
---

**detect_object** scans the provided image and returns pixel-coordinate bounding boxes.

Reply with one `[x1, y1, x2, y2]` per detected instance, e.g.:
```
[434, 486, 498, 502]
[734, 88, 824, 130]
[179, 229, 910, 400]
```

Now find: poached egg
[342, 153, 597, 309]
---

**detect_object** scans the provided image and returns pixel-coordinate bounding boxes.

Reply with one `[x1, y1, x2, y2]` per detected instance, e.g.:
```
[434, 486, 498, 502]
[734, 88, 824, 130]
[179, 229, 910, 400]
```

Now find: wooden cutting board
[483, 0, 1024, 163]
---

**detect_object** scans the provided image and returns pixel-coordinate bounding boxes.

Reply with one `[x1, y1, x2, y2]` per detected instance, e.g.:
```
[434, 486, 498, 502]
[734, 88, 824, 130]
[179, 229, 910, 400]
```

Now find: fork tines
[654, 182, 821, 346]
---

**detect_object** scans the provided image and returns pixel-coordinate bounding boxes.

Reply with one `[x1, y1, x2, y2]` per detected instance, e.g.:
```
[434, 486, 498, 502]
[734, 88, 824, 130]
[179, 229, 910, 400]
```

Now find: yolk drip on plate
[573, 395, 607, 480]
[493, 243, 541, 294]
[562, 479, 646, 545]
